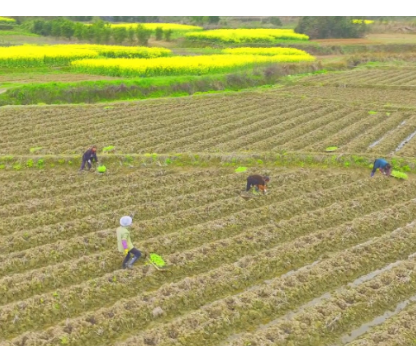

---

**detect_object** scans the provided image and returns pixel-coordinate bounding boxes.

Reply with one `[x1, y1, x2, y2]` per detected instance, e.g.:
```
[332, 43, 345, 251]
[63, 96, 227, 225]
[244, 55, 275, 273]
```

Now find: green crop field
[2, 16, 416, 346]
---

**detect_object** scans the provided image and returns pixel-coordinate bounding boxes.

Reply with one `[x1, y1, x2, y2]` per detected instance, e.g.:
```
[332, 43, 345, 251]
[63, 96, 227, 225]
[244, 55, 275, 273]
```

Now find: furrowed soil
[0, 72, 120, 84]
[1, 65, 416, 346]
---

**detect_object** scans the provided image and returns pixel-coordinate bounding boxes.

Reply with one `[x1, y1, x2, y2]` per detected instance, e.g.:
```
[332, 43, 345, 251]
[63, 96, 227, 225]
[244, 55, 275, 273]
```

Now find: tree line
[30, 19, 173, 45]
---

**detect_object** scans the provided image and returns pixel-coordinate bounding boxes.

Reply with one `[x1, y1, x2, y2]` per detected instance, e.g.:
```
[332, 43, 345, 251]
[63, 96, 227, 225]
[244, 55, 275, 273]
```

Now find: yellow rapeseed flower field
[71, 53, 315, 77]
[352, 19, 374, 24]
[222, 47, 310, 56]
[62, 45, 171, 58]
[185, 29, 309, 43]
[0, 16, 16, 23]
[0, 44, 171, 67]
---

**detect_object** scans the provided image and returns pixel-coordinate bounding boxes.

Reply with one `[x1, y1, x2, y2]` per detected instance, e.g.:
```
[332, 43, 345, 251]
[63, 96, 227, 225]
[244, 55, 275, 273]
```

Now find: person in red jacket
[246, 175, 270, 195]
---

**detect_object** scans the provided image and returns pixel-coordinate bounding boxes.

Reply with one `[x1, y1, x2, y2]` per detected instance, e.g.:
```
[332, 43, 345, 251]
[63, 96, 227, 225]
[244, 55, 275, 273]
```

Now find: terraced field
[0, 72, 119, 84]
[2, 65, 416, 346]
[300, 67, 416, 87]
[2, 86, 416, 157]
[0, 164, 415, 346]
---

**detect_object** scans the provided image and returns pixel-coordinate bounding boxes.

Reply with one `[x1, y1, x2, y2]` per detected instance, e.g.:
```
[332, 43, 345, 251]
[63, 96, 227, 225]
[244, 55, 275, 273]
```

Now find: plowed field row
[348, 297, 416, 346]
[0, 165, 414, 345]
[118, 221, 416, 346]
[299, 68, 416, 86]
[271, 85, 416, 108]
[0, 94, 416, 156]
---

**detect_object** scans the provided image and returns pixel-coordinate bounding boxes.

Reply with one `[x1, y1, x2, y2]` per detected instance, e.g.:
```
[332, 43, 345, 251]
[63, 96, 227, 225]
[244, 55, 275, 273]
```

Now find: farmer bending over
[80, 145, 98, 171]
[246, 175, 270, 195]
[371, 158, 392, 177]
[117, 216, 142, 269]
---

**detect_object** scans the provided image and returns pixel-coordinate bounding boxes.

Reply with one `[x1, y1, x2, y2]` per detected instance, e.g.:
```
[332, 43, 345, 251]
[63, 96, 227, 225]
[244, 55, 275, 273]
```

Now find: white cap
[120, 216, 132, 227]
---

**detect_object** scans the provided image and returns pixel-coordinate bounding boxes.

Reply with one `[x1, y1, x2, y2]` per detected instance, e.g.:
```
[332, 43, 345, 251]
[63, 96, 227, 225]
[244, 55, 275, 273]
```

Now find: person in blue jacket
[371, 158, 392, 177]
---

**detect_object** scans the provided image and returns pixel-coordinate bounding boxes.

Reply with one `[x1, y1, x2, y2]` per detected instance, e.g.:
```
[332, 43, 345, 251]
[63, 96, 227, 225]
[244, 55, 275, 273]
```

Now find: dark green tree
[60, 20, 75, 39]
[155, 26, 163, 40]
[113, 27, 127, 44]
[51, 20, 62, 38]
[164, 29, 173, 41]
[208, 16, 220, 24]
[74, 22, 86, 40]
[295, 16, 368, 39]
[136, 24, 152, 45]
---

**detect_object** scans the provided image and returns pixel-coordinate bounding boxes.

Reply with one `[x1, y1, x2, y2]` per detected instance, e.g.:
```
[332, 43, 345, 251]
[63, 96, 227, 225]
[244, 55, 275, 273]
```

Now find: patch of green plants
[26, 159, 34, 168]
[37, 159, 44, 168]
[29, 147, 43, 153]
[97, 165, 107, 173]
[149, 253, 166, 267]
[325, 146, 338, 152]
[391, 170, 408, 180]
[102, 145, 115, 153]
[124, 155, 134, 164]
[235, 166, 248, 173]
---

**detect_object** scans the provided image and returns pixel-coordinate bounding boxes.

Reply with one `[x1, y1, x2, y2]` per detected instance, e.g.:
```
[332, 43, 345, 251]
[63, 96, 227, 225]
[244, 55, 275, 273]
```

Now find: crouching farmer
[371, 158, 392, 177]
[246, 175, 270, 195]
[117, 216, 142, 269]
[80, 145, 98, 171]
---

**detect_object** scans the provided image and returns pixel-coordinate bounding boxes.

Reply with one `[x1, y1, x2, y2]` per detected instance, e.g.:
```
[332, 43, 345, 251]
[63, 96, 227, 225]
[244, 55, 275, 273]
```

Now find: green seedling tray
[235, 166, 248, 173]
[391, 170, 408, 180]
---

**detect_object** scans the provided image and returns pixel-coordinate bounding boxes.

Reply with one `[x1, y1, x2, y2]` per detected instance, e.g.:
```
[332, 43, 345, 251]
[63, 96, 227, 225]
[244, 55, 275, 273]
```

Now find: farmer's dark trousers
[122, 248, 142, 268]
[80, 159, 92, 171]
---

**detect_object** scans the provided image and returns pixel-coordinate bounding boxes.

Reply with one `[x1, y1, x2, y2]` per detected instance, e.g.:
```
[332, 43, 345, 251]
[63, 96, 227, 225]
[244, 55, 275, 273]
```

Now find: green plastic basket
[97, 165, 106, 173]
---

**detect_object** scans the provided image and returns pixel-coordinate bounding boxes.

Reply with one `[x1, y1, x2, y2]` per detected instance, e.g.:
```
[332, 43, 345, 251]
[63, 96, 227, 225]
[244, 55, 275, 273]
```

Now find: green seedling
[325, 146, 338, 152]
[235, 166, 248, 173]
[146, 253, 167, 271]
[102, 145, 115, 153]
[124, 155, 134, 164]
[391, 170, 408, 180]
[37, 159, 44, 168]
[368, 111, 377, 115]
[29, 147, 43, 153]
[26, 159, 34, 168]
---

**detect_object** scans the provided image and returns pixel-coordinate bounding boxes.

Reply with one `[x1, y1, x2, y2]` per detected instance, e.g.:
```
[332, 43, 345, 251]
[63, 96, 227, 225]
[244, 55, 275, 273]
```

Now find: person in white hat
[117, 215, 142, 269]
